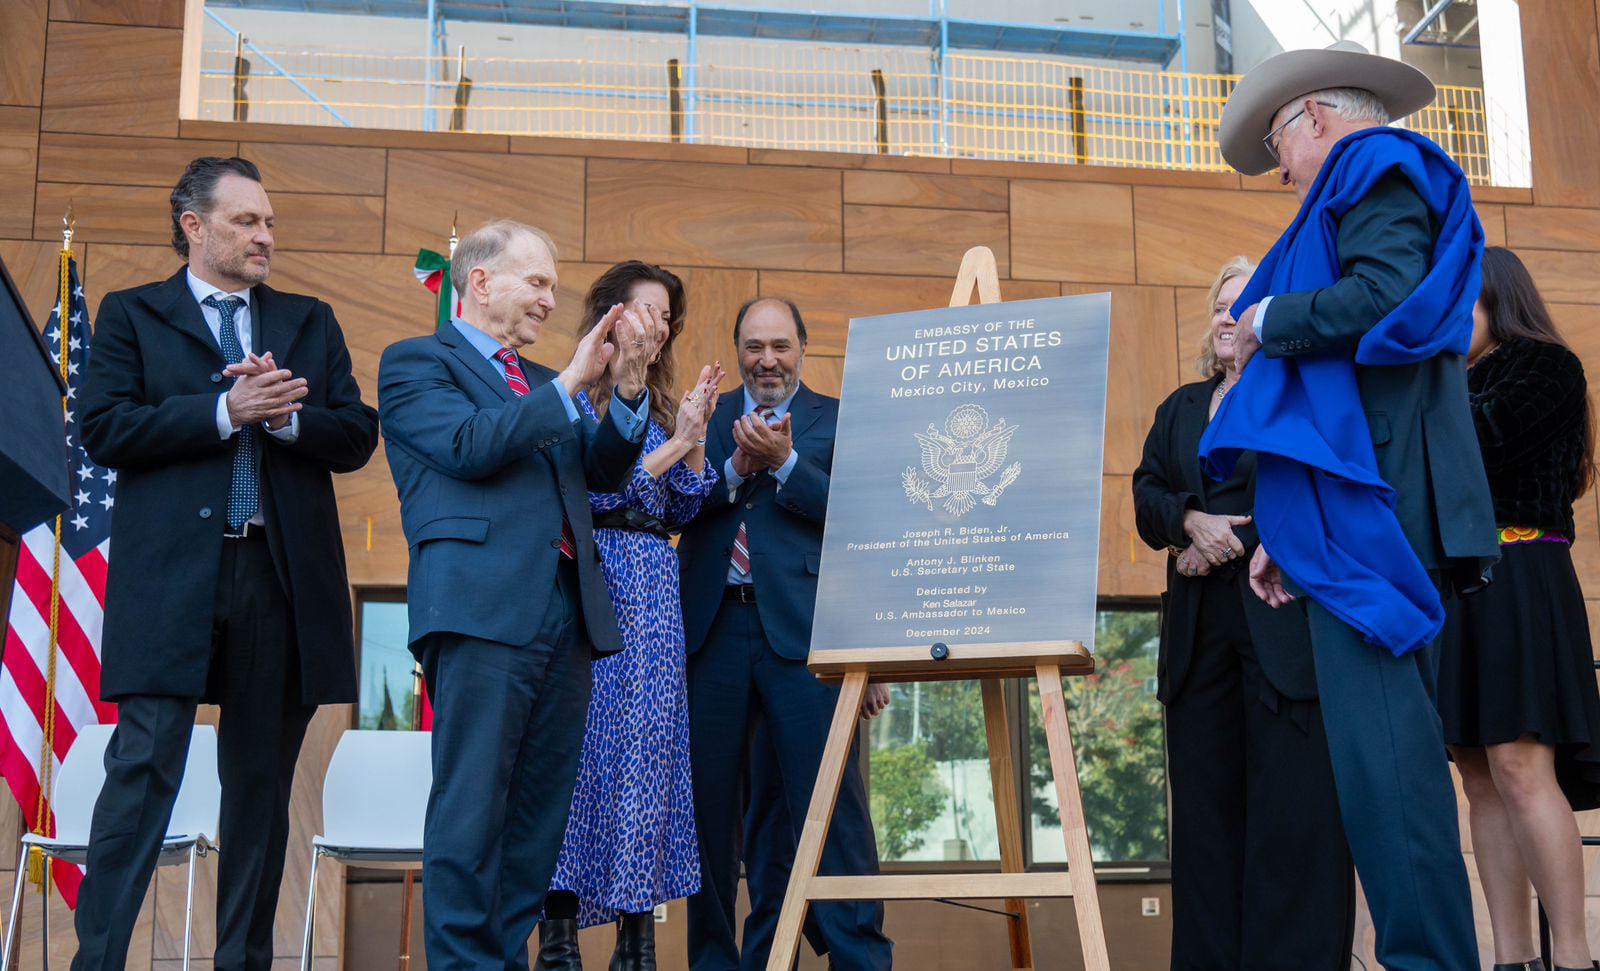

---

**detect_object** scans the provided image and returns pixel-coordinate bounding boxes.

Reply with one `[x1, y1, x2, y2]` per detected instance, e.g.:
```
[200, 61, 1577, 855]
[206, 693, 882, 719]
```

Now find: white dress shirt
[187, 269, 297, 527]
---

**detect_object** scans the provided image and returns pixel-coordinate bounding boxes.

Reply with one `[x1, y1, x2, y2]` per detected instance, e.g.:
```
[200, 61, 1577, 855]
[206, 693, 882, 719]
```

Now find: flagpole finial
[61, 204, 75, 251]
[448, 210, 459, 258]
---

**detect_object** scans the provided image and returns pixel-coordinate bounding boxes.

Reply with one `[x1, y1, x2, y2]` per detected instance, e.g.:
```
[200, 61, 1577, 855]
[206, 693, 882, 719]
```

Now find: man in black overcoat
[75, 156, 378, 971]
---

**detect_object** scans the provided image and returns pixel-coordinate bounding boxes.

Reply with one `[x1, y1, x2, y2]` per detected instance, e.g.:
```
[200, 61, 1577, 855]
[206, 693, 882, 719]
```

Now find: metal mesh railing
[197, 30, 1496, 184]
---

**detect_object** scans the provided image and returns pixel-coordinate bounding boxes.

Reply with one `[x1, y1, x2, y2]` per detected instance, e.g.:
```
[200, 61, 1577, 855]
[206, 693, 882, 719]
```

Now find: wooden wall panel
[383, 150, 585, 260]
[240, 142, 387, 196]
[1521, 250, 1600, 305]
[34, 182, 170, 245]
[953, 157, 1238, 191]
[79, 242, 180, 319]
[1172, 287, 1211, 383]
[0, 241, 85, 322]
[1505, 206, 1600, 252]
[37, 132, 236, 187]
[1551, 302, 1600, 386]
[751, 148, 949, 174]
[49, 0, 184, 28]
[0, 108, 40, 238]
[1062, 285, 1178, 476]
[842, 171, 1008, 211]
[40, 22, 182, 137]
[586, 159, 842, 272]
[661, 265, 760, 394]
[1477, 204, 1506, 248]
[843, 204, 1010, 277]
[757, 270, 1058, 357]
[1009, 181, 1135, 284]
[1099, 474, 1166, 599]
[184, 119, 509, 155]
[1521, 0, 1600, 207]
[0, 0, 47, 107]
[271, 192, 384, 254]
[1132, 187, 1298, 287]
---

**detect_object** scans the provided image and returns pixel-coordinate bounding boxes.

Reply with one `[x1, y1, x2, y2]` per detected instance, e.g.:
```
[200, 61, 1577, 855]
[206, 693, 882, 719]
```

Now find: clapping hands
[673, 362, 725, 447]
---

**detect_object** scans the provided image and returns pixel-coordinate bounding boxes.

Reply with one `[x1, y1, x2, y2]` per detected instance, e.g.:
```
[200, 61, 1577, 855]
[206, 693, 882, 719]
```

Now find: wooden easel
[765, 247, 1110, 971]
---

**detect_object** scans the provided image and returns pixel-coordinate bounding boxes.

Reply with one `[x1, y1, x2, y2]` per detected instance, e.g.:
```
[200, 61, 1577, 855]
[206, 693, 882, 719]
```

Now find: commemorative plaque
[810, 292, 1112, 657]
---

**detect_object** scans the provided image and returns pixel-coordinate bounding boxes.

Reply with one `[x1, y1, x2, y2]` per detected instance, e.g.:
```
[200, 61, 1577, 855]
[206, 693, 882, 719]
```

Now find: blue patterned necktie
[204, 294, 259, 529]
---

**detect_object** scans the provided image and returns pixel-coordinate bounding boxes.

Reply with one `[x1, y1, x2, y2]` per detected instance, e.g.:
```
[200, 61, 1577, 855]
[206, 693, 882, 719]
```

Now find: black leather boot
[533, 917, 583, 971]
[608, 911, 656, 971]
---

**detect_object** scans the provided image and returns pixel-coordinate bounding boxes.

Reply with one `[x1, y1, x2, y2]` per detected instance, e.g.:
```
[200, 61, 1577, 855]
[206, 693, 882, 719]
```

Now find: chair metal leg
[3, 844, 30, 970]
[38, 863, 47, 971]
[182, 843, 197, 971]
[299, 849, 321, 971]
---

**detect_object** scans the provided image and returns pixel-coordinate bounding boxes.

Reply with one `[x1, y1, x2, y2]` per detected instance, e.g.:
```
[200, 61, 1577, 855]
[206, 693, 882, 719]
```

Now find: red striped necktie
[729, 405, 776, 577]
[496, 348, 576, 560]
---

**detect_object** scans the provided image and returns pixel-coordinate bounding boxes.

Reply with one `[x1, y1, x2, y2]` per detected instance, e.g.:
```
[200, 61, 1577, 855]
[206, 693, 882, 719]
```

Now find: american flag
[2, 258, 116, 906]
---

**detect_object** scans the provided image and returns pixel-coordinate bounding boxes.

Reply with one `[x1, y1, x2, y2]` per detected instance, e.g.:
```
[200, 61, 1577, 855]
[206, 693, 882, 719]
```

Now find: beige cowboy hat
[1218, 40, 1436, 175]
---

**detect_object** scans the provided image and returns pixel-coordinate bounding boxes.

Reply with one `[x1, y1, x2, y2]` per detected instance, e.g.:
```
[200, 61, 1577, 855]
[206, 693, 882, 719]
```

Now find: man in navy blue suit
[377, 220, 656, 970]
[678, 297, 893, 971]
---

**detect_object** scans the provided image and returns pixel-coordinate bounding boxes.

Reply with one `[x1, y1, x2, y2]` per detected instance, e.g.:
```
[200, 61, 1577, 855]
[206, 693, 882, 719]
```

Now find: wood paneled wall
[3, 0, 1600, 967]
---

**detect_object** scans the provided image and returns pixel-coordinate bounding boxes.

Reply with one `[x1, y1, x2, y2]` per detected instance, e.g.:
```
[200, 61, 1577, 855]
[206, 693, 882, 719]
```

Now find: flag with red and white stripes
[2, 258, 116, 907]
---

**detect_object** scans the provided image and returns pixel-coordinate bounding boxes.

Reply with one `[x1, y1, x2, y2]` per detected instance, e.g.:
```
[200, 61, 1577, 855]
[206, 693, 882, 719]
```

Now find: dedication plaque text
[810, 293, 1112, 656]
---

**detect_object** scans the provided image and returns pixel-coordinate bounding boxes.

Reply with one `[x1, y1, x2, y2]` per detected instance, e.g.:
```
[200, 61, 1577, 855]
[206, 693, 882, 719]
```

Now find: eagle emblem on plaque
[903, 403, 1023, 517]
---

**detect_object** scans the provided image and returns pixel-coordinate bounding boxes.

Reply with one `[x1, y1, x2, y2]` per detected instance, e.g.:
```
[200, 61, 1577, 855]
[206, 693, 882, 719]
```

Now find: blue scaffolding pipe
[685, 3, 698, 143]
[422, 0, 436, 130]
[1402, 0, 1458, 45]
[1177, 0, 1189, 165]
[205, 8, 355, 126]
[937, 0, 950, 152]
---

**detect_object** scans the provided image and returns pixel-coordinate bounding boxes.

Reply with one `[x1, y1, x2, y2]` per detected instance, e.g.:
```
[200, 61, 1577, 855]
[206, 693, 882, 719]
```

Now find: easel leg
[1036, 663, 1110, 971]
[980, 678, 1034, 971]
[766, 670, 869, 971]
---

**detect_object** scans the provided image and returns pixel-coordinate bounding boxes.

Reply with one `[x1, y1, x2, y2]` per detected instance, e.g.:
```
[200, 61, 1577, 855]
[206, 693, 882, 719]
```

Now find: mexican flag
[413, 248, 457, 331]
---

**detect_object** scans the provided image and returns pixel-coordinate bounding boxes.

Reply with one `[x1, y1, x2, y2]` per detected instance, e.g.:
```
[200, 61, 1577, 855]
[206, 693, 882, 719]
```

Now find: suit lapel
[1176, 376, 1221, 499]
[437, 321, 514, 403]
[251, 284, 306, 363]
[149, 268, 223, 361]
[711, 388, 742, 460]
[786, 383, 826, 441]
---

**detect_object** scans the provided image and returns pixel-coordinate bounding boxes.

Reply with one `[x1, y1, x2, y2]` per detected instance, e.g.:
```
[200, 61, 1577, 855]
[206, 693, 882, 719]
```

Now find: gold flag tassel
[29, 209, 74, 890]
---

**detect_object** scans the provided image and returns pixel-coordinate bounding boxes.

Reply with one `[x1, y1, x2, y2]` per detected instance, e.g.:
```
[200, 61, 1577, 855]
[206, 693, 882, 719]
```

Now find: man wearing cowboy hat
[1199, 41, 1498, 970]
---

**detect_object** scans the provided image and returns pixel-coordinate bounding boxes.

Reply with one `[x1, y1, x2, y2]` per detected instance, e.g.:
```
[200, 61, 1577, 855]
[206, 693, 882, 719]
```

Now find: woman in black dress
[1133, 257, 1353, 971]
[1440, 246, 1600, 971]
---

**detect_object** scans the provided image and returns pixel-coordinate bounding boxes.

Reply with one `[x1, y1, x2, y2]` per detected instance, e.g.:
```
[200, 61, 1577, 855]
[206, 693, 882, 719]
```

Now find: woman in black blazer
[1133, 257, 1354, 971]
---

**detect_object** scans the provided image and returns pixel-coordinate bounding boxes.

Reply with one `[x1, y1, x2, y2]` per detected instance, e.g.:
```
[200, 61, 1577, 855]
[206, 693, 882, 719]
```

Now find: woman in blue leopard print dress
[536, 262, 723, 971]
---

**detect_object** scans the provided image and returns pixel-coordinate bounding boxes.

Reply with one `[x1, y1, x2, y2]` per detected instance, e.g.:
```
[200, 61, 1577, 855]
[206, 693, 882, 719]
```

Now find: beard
[209, 246, 271, 286]
[745, 365, 798, 407]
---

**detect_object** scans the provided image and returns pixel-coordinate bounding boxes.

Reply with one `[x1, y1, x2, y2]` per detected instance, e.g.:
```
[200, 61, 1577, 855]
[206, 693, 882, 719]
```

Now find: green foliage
[1029, 609, 1168, 861]
[868, 742, 947, 859]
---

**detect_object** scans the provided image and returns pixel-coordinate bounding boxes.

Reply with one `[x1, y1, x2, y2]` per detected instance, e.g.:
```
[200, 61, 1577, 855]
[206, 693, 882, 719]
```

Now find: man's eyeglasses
[1263, 101, 1336, 164]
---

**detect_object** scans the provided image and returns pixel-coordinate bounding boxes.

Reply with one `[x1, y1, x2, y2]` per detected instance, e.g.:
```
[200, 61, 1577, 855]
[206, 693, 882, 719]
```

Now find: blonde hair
[1196, 256, 1257, 376]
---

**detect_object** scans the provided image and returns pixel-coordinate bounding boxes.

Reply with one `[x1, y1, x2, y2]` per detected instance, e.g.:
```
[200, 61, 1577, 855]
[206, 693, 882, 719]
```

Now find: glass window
[864, 607, 1167, 866]
[866, 680, 999, 863]
[1028, 607, 1166, 864]
[357, 597, 424, 731]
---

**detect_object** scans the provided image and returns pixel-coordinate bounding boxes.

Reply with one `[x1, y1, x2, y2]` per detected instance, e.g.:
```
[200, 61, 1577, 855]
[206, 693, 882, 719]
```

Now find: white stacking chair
[300, 729, 431, 971]
[2, 723, 219, 969]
